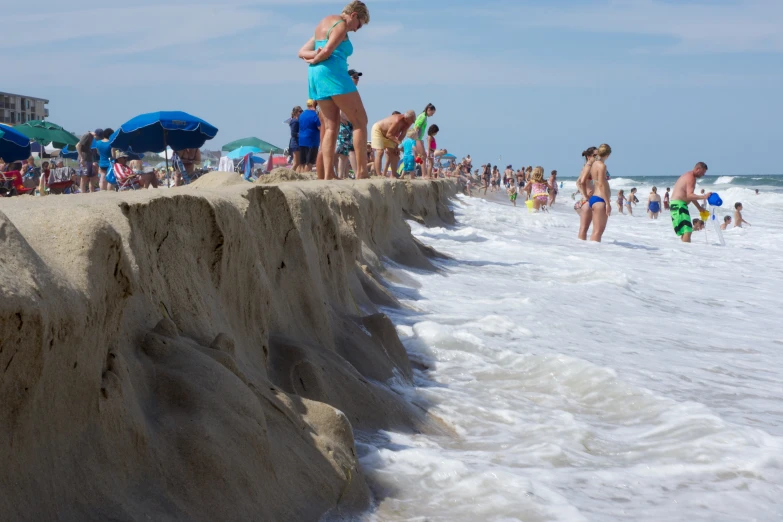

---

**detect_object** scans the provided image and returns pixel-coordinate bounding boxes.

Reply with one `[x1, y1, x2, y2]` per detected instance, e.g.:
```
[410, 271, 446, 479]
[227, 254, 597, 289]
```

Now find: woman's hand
[305, 49, 323, 64]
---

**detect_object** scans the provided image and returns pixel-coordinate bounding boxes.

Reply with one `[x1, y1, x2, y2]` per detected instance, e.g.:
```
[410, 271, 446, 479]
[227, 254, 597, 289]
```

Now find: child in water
[627, 188, 638, 215]
[721, 215, 732, 230]
[616, 190, 626, 214]
[734, 202, 751, 228]
[507, 183, 518, 207]
[664, 188, 671, 210]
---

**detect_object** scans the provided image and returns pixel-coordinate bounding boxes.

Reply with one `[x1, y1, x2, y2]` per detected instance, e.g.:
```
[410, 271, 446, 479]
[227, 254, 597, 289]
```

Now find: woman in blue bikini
[576, 146, 597, 240]
[298, 1, 370, 180]
[587, 144, 613, 242]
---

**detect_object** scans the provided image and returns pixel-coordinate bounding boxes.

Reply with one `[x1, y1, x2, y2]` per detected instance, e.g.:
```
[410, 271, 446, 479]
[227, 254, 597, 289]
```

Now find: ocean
[358, 174, 783, 521]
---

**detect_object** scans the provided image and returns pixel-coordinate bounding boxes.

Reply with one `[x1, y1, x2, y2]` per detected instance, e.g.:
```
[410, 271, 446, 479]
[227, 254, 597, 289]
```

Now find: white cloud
[3, 5, 269, 53]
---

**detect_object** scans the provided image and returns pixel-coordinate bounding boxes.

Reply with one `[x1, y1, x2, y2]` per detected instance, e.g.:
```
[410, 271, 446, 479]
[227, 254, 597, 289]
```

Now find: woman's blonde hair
[532, 166, 544, 182]
[596, 143, 612, 158]
[343, 1, 370, 24]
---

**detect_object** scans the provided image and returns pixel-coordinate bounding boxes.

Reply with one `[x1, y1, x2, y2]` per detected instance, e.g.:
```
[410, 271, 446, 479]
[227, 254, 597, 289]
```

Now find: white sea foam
[360, 190, 783, 521]
[714, 176, 737, 185]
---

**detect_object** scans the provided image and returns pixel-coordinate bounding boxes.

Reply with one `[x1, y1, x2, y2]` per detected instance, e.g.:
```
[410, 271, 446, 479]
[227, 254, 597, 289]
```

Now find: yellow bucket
[699, 210, 710, 221]
[526, 199, 534, 211]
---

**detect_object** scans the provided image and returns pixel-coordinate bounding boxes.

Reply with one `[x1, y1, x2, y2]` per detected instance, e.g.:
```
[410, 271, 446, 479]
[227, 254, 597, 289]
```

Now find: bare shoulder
[316, 14, 343, 37]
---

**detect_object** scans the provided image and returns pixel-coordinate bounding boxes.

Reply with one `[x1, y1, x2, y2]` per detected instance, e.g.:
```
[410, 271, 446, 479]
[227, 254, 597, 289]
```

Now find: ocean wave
[607, 177, 639, 187]
[714, 176, 736, 185]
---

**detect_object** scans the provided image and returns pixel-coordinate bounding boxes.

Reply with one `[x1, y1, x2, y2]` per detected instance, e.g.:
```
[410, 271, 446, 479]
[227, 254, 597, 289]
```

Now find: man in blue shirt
[297, 100, 320, 173]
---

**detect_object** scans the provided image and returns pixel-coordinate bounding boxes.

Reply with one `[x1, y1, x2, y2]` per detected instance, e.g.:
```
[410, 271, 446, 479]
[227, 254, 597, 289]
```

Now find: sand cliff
[0, 174, 457, 521]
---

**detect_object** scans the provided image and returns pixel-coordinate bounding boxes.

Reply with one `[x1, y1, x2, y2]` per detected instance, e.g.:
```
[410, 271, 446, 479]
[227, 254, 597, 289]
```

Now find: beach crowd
[2, 0, 750, 246]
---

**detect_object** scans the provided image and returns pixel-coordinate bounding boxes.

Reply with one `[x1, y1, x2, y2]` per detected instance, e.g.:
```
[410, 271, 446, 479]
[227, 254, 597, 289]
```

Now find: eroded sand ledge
[0, 174, 457, 521]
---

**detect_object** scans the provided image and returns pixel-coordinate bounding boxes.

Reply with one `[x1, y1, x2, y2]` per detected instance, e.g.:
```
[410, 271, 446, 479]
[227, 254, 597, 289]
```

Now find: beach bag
[106, 165, 118, 185]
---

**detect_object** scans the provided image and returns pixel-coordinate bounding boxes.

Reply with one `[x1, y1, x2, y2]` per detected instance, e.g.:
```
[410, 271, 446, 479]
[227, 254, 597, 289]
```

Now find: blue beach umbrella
[110, 111, 218, 184]
[227, 146, 262, 160]
[110, 111, 219, 153]
[0, 124, 32, 163]
[250, 155, 266, 164]
[59, 145, 79, 160]
[441, 153, 457, 160]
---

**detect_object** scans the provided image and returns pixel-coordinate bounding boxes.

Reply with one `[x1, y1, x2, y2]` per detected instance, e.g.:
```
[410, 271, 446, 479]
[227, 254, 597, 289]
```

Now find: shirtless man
[371, 110, 416, 178]
[585, 144, 612, 242]
[669, 162, 712, 243]
[504, 165, 514, 188]
[734, 202, 751, 228]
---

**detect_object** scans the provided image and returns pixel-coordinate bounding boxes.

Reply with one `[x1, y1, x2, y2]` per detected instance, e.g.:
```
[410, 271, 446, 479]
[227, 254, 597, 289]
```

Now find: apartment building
[0, 92, 49, 125]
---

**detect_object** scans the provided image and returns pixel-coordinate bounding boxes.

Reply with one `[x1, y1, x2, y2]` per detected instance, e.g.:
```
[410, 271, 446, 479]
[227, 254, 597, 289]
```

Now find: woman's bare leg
[348, 150, 357, 177]
[291, 150, 300, 172]
[590, 203, 608, 242]
[578, 204, 593, 240]
[315, 121, 326, 179]
[316, 99, 340, 180]
[337, 154, 348, 179]
[331, 91, 368, 179]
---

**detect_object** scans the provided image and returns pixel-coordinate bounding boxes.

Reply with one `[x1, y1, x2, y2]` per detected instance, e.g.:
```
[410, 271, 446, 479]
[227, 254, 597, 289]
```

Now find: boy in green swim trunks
[507, 183, 518, 207]
[669, 162, 712, 243]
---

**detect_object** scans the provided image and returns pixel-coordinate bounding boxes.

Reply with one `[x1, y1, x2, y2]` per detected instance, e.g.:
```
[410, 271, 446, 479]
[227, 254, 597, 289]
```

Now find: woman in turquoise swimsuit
[298, 1, 370, 180]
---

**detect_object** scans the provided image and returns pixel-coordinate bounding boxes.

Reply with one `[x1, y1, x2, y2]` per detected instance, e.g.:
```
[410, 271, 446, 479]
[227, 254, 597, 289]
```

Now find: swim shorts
[670, 200, 693, 236]
[299, 146, 319, 165]
[336, 121, 354, 156]
[403, 156, 415, 172]
[371, 123, 397, 150]
[510, 193, 518, 201]
[79, 160, 95, 178]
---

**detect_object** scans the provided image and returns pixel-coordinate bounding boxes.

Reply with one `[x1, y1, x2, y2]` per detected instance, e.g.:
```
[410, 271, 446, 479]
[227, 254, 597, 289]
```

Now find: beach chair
[170, 153, 191, 184]
[112, 162, 139, 191]
[45, 167, 76, 194]
[0, 170, 35, 196]
[0, 171, 13, 196]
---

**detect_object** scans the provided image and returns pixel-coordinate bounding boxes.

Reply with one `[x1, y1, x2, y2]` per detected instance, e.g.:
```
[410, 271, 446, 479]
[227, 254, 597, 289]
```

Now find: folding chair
[112, 162, 140, 191]
[46, 167, 76, 194]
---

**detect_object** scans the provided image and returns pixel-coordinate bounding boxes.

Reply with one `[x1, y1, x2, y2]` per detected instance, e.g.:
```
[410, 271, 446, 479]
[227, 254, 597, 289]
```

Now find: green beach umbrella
[221, 137, 284, 154]
[14, 120, 79, 149]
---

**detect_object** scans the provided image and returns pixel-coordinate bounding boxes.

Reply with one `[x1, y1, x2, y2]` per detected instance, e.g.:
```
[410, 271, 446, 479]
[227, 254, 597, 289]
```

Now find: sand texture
[0, 174, 456, 521]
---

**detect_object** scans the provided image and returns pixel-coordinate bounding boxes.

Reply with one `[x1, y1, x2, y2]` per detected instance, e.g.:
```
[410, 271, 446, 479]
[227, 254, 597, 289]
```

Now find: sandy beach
[0, 173, 456, 520]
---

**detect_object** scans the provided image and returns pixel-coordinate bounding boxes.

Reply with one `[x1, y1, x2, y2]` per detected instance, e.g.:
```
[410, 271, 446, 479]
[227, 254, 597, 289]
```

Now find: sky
[3, 0, 782, 176]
